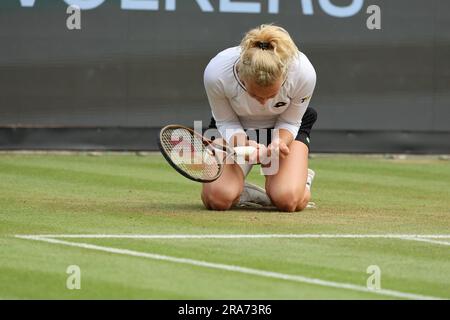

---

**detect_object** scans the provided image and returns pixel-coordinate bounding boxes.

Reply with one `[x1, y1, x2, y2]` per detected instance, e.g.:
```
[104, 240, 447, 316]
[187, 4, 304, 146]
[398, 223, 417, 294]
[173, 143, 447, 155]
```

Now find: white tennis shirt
[204, 46, 316, 144]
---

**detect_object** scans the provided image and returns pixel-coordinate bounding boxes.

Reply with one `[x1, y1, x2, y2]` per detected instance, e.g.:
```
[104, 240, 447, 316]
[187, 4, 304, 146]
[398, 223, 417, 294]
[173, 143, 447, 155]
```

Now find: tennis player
[202, 24, 317, 212]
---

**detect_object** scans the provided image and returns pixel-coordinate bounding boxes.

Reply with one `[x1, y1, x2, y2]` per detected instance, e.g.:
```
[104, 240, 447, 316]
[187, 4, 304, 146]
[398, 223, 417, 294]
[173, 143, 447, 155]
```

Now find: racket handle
[233, 146, 257, 157]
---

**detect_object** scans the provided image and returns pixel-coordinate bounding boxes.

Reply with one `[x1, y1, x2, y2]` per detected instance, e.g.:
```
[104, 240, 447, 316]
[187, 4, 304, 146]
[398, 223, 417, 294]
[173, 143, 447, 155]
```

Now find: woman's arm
[204, 63, 246, 145]
[271, 60, 317, 157]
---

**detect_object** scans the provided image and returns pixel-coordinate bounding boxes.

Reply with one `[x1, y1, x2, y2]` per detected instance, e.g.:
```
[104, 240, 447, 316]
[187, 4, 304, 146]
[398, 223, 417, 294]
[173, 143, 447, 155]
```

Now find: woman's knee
[267, 187, 305, 212]
[201, 184, 243, 211]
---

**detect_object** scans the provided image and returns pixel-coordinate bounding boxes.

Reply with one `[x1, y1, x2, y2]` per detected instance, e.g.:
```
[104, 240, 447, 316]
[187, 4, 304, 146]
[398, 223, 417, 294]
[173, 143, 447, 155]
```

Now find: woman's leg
[201, 163, 245, 211]
[201, 122, 248, 211]
[265, 141, 311, 212]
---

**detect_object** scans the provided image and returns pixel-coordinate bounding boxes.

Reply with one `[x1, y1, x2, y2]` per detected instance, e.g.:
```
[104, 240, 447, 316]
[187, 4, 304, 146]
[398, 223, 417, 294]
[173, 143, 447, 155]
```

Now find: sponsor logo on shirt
[273, 102, 287, 108]
[301, 96, 311, 103]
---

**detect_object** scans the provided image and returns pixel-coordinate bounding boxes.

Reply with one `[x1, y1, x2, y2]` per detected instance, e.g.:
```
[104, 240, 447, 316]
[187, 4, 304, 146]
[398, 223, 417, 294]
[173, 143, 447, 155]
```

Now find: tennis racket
[157, 125, 256, 183]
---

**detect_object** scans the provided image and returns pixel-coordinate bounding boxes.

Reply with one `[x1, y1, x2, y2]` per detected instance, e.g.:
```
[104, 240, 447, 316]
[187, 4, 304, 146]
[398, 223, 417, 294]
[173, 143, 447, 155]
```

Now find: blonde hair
[238, 24, 299, 87]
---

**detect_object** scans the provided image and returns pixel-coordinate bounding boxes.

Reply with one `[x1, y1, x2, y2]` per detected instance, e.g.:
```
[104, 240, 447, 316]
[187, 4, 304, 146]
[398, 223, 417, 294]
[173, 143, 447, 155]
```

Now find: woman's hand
[268, 138, 290, 160]
[234, 138, 290, 164]
[246, 140, 268, 165]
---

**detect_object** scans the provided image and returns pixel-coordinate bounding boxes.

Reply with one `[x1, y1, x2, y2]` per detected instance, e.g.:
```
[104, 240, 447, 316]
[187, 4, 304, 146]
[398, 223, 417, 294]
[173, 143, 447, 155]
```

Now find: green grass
[0, 153, 449, 299]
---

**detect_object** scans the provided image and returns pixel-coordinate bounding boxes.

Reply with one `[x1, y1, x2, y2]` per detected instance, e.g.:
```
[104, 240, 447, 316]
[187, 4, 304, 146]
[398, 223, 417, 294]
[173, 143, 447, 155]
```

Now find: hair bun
[238, 24, 298, 86]
[256, 41, 271, 50]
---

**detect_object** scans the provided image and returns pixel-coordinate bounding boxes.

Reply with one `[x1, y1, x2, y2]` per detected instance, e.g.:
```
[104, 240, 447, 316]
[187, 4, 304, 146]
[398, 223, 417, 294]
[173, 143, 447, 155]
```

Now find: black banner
[1, 1, 449, 152]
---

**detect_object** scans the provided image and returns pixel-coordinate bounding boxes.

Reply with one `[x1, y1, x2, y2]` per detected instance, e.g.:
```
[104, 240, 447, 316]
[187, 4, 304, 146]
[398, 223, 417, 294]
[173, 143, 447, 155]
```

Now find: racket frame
[158, 125, 230, 183]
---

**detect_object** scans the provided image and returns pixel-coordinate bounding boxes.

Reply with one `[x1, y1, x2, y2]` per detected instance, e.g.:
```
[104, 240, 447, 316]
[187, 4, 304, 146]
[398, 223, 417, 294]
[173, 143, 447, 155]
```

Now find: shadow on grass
[140, 203, 283, 214]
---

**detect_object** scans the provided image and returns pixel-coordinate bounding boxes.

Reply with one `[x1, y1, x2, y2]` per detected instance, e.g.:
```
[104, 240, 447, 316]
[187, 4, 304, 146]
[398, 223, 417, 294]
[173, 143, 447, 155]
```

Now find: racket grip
[233, 146, 257, 156]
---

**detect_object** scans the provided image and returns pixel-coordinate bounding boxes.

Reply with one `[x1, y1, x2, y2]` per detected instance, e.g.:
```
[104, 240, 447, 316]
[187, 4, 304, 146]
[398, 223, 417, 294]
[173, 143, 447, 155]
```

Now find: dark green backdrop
[1, 0, 449, 152]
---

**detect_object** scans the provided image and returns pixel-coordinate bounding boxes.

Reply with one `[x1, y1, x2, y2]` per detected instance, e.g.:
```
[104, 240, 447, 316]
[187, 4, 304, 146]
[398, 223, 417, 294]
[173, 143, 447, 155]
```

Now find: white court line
[14, 234, 450, 240]
[15, 235, 446, 300]
[400, 237, 450, 247]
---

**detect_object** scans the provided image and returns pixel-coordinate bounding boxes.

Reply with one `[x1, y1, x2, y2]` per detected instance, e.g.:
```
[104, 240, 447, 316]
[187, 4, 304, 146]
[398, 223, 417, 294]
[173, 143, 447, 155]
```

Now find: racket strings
[160, 127, 221, 180]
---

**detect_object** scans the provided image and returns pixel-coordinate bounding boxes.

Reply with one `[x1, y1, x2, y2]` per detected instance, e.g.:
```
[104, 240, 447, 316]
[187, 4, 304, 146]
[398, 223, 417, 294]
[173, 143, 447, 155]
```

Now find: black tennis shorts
[207, 107, 318, 151]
